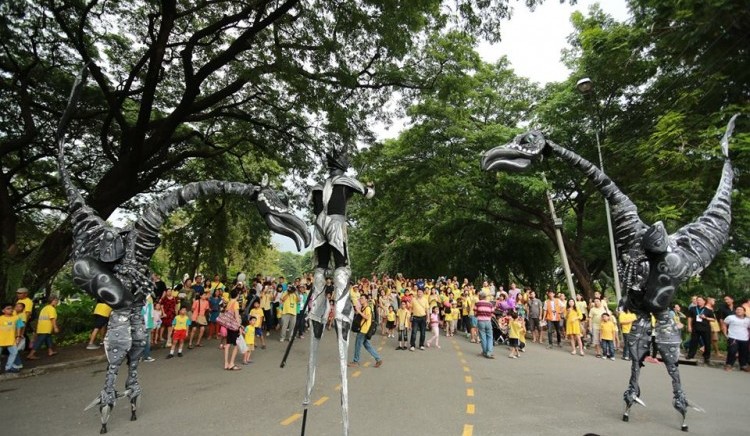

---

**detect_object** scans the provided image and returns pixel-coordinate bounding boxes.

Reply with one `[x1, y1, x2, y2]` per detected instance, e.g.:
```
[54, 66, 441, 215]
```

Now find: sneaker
[347, 362, 359, 368]
[166, 354, 174, 359]
[546, 345, 552, 349]
[143, 357, 156, 362]
[609, 357, 616, 361]
[178, 352, 183, 357]
[409, 347, 415, 351]
[5, 368, 20, 373]
[508, 355, 517, 359]
[374, 360, 383, 368]
[86, 344, 99, 350]
[280, 338, 284, 342]
[419, 346, 425, 350]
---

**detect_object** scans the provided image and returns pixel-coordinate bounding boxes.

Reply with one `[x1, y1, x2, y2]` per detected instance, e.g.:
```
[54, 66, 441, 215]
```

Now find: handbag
[217, 310, 240, 331]
[236, 332, 248, 354]
[351, 313, 363, 333]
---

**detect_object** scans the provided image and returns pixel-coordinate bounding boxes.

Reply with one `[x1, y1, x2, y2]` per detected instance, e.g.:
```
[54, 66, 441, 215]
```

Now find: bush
[55, 295, 96, 344]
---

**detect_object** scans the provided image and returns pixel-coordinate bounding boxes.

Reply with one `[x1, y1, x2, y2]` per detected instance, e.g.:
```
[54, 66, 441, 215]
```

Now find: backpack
[366, 304, 378, 339]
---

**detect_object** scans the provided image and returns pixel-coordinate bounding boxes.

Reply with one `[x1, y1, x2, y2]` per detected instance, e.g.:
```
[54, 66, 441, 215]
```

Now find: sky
[272, 0, 632, 253]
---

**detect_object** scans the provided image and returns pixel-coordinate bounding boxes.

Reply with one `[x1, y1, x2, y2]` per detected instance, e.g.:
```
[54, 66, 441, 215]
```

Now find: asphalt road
[0, 329, 747, 436]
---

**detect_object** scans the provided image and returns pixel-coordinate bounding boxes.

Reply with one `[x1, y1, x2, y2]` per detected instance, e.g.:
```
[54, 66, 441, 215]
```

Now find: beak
[481, 145, 533, 172]
[262, 212, 311, 252]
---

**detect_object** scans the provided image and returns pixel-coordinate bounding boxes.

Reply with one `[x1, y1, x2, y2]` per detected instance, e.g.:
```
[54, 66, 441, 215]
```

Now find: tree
[1, 0, 544, 299]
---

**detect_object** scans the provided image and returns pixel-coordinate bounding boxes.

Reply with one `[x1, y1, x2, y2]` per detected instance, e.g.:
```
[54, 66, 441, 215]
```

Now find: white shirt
[724, 315, 750, 341]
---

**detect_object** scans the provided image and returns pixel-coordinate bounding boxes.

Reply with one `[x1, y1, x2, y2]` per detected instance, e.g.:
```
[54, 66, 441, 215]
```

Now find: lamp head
[576, 77, 594, 95]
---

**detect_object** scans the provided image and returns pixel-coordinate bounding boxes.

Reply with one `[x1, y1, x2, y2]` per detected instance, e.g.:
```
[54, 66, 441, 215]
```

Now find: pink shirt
[475, 300, 494, 321]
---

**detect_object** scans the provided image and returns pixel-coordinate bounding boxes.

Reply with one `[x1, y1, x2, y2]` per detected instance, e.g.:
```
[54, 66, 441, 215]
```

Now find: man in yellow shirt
[1, 302, 25, 373]
[15, 288, 33, 324]
[599, 312, 618, 360]
[348, 295, 382, 367]
[409, 288, 429, 351]
[27, 296, 60, 360]
[87, 303, 112, 350]
[618, 308, 637, 361]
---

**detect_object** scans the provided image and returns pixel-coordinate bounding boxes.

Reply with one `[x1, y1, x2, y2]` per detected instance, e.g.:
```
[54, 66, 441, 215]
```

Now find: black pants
[410, 316, 426, 348]
[687, 329, 711, 361]
[547, 320, 562, 345]
[295, 312, 307, 337]
[726, 338, 749, 368]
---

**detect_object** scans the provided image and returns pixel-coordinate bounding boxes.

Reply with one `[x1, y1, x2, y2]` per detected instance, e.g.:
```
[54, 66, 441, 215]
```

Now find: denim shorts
[470, 316, 478, 328]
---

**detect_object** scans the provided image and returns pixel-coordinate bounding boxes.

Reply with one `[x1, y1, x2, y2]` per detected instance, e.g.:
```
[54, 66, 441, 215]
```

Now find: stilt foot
[681, 425, 688, 432]
[100, 424, 107, 434]
[622, 414, 629, 422]
[130, 411, 137, 421]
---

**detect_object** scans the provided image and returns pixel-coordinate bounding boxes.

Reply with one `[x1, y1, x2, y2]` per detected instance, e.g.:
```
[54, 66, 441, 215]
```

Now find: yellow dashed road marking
[466, 404, 475, 414]
[335, 384, 341, 391]
[465, 375, 472, 383]
[462, 424, 474, 436]
[460, 358, 467, 364]
[352, 370, 361, 378]
[281, 414, 302, 426]
[463, 366, 470, 372]
[363, 362, 371, 367]
[466, 388, 474, 397]
[377, 347, 383, 351]
[313, 396, 329, 406]
[457, 351, 463, 356]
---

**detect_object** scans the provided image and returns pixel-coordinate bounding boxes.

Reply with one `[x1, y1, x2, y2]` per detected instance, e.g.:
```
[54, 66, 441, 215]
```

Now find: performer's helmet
[326, 149, 349, 173]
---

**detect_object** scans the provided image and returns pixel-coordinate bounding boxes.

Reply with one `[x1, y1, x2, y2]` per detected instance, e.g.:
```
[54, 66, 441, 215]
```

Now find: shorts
[226, 328, 240, 345]
[508, 338, 520, 347]
[245, 344, 255, 352]
[592, 326, 601, 345]
[172, 329, 187, 341]
[255, 327, 263, 337]
[93, 314, 109, 329]
[530, 318, 541, 331]
[386, 321, 395, 329]
[470, 316, 478, 328]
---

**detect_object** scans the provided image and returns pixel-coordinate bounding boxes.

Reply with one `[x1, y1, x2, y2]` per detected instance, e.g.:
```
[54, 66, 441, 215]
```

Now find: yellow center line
[466, 404, 475, 415]
[463, 366, 470, 373]
[460, 359, 467, 364]
[466, 388, 474, 397]
[313, 396, 329, 406]
[457, 351, 463, 356]
[352, 370, 361, 378]
[462, 424, 474, 436]
[335, 384, 341, 391]
[363, 362, 371, 367]
[280, 413, 302, 426]
[465, 375, 472, 383]
[377, 347, 383, 351]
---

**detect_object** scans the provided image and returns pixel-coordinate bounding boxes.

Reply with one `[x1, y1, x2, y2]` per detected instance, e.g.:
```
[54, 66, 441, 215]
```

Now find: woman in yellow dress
[565, 299, 584, 356]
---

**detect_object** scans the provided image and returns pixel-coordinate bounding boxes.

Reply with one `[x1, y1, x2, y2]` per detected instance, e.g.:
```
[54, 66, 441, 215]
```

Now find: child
[242, 316, 256, 364]
[27, 296, 59, 360]
[1, 302, 25, 373]
[386, 306, 396, 338]
[518, 318, 527, 352]
[508, 312, 523, 358]
[326, 299, 335, 331]
[167, 307, 191, 358]
[152, 302, 163, 345]
[249, 300, 266, 349]
[425, 306, 441, 349]
[396, 301, 411, 350]
[600, 312, 617, 361]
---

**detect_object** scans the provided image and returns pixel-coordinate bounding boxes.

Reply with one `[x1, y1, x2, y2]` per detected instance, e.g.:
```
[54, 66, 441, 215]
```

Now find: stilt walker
[303, 146, 375, 436]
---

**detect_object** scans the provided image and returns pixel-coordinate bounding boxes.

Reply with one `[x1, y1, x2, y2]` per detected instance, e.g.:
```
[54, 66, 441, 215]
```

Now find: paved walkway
[1, 330, 747, 435]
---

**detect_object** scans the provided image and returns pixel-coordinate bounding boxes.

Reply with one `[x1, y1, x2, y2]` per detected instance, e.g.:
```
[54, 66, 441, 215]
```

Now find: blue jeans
[143, 328, 152, 359]
[352, 332, 381, 363]
[477, 320, 493, 356]
[601, 339, 614, 358]
[1, 345, 20, 371]
[621, 333, 631, 359]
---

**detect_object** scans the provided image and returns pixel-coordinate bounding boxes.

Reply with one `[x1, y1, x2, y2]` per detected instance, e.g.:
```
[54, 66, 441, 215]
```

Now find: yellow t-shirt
[387, 311, 396, 322]
[282, 292, 298, 315]
[600, 320, 617, 341]
[359, 306, 373, 334]
[509, 319, 523, 340]
[411, 296, 429, 317]
[249, 308, 264, 327]
[260, 293, 272, 311]
[172, 314, 191, 331]
[0, 315, 22, 347]
[244, 326, 255, 346]
[396, 309, 410, 329]
[93, 303, 112, 317]
[36, 305, 57, 334]
[18, 297, 33, 315]
[618, 312, 637, 334]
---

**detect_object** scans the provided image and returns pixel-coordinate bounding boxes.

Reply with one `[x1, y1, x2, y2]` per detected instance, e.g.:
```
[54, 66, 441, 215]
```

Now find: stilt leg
[623, 314, 651, 422]
[336, 319, 351, 436]
[125, 304, 146, 422]
[655, 311, 696, 431]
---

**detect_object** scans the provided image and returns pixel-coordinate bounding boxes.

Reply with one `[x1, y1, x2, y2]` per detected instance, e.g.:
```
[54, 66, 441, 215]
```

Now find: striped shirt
[475, 300, 494, 321]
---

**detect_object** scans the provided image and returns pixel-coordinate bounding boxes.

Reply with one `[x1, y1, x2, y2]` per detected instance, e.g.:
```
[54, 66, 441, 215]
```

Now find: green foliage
[55, 296, 96, 342]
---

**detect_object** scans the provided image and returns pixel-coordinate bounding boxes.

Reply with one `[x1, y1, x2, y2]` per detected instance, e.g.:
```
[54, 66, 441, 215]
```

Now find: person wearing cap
[15, 288, 33, 323]
[1, 301, 25, 373]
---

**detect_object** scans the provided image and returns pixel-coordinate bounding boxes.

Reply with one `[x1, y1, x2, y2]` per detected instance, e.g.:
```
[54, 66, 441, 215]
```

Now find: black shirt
[688, 306, 714, 331]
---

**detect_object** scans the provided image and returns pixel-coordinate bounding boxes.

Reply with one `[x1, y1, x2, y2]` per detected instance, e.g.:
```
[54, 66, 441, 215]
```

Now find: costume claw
[84, 396, 102, 411]
[634, 396, 647, 408]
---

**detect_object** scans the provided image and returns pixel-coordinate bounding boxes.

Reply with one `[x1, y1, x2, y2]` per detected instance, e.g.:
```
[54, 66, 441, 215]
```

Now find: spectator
[27, 296, 59, 360]
[565, 299, 584, 356]
[188, 291, 209, 349]
[475, 291, 495, 359]
[588, 298, 607, 358]
[279, 286, 298, 342]
[86, 302, 112, 350]
[248, 299, 266, 350]
[223, 289, 242, 371]
[208, 289, 223, 340]
[722, 306, 750, 372]
[425, 306, 441, 349]
[15, 288, 33, 349]
[409, 287, 429, 351]
[687, 296, 715, 364]
[706, 297, 722, 357]
[543, 289, 563, 348]
[295, 285, 308, 339]
[396, 301, 411, 350]
[386, 306, 396, 338]
[348, 295, 383, 368]
[167, 307, 191, 359]
[508, 311, 524, 359]
[160, 290, 178, 347]
[141, 294, 156, 362]
[1, 302, 24, 373]
[12, 303, 27, 368]
[618, 307, 636, 361]
[152, 302, 163, 345]
[151, 273, 167, 301]
[242, 316, 256, 364]
[600, 312, 617, 361]
[527, 291, 543, 343]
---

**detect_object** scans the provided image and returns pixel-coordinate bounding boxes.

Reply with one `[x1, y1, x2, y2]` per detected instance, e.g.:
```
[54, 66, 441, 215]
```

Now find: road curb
[0, 355, 107, 383]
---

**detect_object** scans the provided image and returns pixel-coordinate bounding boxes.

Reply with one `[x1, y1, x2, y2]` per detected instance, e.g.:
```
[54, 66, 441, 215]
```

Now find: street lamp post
[541, 172, 577, 300]
[576, 77, 622, 305]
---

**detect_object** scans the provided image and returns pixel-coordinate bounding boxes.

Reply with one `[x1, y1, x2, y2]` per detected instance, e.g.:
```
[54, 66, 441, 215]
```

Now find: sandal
[226, 365, 241, 371]
[196, 344, 203, 347]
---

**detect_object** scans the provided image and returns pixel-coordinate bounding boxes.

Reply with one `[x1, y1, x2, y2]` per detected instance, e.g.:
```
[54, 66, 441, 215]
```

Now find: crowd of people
[2, 274, 749, 374]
